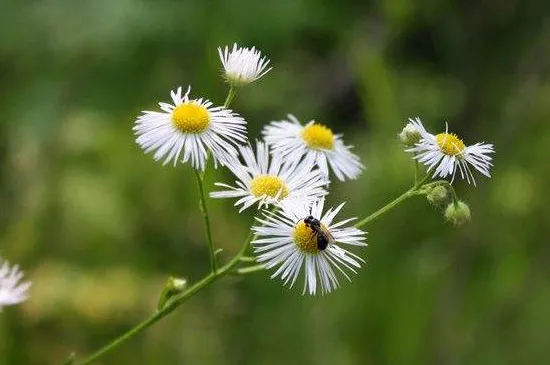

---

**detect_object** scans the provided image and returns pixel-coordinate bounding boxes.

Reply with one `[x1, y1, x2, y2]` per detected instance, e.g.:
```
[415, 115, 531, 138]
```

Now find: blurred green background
[1, 0, 549, 364]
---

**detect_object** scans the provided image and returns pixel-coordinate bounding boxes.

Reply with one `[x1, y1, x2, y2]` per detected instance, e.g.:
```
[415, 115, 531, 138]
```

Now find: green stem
[75, 232, 253, 365]
[354, 190, 417, 228]
[194, 170, 217, 273]
[355, 174, 430, 229]
[239, 256, 257, 263]
[223, 86, 237, 108]
[233, 264, 265, 275]
[77, 274, 216, 365]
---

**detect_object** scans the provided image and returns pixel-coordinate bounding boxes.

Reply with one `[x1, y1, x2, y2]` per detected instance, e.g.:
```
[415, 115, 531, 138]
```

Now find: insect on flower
[303, 215, 335, 251]
[252, 199, 367, 295]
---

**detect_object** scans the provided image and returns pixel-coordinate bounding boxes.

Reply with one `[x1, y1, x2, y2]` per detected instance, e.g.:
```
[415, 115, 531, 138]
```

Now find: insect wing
[319, 224, 335, 245]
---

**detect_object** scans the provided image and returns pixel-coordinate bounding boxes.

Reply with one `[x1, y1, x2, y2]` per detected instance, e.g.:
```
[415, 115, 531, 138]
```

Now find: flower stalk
[233, 264, 266, 275]
[355, 175, 429, 228]
[194, 169, 217, 273]
[223, 86, 237, 108]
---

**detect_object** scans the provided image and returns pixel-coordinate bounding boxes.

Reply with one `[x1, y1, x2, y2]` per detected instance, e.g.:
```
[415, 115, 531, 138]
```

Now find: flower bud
[427, 185, 448, 206]
[218, 44, 272, 87]
[444, 201, 471, 225]
[157, 276, 187, 310]
[399, 123, 421, 146]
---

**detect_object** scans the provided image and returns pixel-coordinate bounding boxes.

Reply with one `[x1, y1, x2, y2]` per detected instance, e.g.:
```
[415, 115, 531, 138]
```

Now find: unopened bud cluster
[421, 183, 471, 226]
[426, 185, 448, 206]
[444, 201, 471, 226]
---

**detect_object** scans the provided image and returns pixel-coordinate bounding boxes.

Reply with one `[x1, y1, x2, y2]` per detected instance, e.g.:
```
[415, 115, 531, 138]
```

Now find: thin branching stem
[233, 264, 266, 275]
[223, 86, 237, 108]
[355, 174, 430, 228]
[194, 169, 217, 273]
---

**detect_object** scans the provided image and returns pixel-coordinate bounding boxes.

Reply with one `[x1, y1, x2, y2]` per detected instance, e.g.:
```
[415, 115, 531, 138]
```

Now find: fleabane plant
[58, 43, 496, 365]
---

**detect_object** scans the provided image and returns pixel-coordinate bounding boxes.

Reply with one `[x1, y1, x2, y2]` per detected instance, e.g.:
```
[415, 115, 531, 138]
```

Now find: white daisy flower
[210, 141, 329, 212]
[262, 114, 364, 181]
[0, 257, 31, 310]
[133, 86, 247, 171]
[218, 43, 272, 86]
[252, 199, 367, 295]
[406, 117, 495, 185]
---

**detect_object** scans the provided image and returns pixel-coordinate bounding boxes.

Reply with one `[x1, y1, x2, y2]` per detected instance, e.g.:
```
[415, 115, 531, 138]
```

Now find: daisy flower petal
[252, 199, 367, 295]
[133, 86, 247, 171]
[263, 114, 364, 181]
[210, 141, 329, 212]
[0, 257, 31, 310]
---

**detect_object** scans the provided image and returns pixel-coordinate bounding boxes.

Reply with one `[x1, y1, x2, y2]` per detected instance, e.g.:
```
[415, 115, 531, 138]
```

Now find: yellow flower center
[171, 103, 210, 133]
[293, 220, 324, 254]
[435, 133, 466, 156]
[301, 123, 335, 150]
[250, 175, 289, 198]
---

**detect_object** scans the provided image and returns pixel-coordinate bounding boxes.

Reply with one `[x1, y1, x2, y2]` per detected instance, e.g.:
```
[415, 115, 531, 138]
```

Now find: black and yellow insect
[303, 215, 335, 251]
